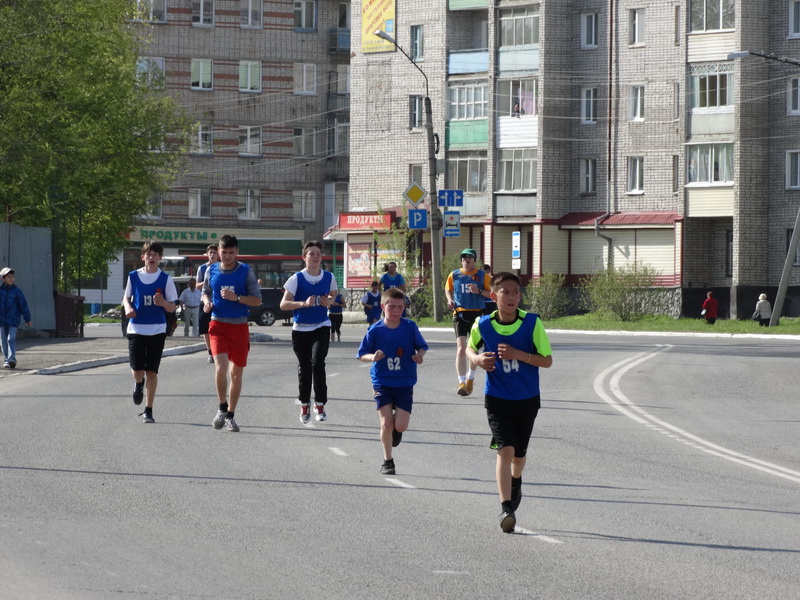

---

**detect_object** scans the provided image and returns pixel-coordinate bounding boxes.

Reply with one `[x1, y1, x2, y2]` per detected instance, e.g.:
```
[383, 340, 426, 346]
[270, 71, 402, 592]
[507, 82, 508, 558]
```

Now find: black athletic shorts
[452, 310, 482, 337]
[127, 333, 167, 373]
[485, 394, 541, 457]
[198, 309, 212, 335]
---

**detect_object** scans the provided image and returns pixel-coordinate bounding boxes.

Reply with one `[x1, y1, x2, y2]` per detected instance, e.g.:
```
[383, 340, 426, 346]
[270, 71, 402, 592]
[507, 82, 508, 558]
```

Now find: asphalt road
[1, 327, 798, 599]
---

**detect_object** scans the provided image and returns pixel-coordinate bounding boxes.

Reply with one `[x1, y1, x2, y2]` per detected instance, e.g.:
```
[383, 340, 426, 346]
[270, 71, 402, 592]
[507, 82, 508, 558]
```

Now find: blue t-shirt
[380, 272, 406, 291]
[328, 293, 344, 315]
[293, 271, 334, 324]
[356, 318, 429, 388]
[452, 268, 488, 311]
[205, 262, 254, 322]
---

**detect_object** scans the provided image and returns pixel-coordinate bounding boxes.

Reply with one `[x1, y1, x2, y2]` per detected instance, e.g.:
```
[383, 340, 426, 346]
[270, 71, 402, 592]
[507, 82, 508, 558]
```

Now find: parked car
[250, 288, 293, 326]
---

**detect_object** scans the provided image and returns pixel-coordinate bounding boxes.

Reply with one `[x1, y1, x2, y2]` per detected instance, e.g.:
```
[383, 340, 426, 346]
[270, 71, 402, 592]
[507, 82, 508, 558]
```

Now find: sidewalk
[0, 325, 210, 377]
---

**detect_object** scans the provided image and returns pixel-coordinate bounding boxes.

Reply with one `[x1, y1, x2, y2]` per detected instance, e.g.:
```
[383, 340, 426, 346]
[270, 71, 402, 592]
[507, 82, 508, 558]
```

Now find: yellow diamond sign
[403, 182, 427, 207]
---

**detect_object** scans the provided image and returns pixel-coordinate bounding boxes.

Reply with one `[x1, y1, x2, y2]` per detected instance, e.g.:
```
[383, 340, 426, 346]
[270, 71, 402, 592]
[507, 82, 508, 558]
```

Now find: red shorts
[208, 320, 250, 367]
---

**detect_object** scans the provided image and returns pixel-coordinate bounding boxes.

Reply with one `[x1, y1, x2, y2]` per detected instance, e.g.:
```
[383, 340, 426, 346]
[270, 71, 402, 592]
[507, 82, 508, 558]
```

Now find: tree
[0, 0, 189, 290]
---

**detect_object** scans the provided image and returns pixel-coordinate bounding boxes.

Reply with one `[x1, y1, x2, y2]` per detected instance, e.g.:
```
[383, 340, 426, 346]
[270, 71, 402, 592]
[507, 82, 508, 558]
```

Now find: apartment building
[349, 0, 800, 317]
[116, 0, 351, 285]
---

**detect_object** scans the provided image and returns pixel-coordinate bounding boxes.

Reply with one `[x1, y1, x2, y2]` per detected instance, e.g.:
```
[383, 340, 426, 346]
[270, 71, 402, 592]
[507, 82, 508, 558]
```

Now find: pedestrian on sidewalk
[754, 293, 772, 327]
[701, 291, 718, 325]
[122, 242, 178, 423]
[202, 235, 261, 433]
[357, 288, 428, 476]
[466, 272, 553, 533]
[280, 241, 338, 424]
[178, 277, 202, 336]
[1, 267, 32, 370]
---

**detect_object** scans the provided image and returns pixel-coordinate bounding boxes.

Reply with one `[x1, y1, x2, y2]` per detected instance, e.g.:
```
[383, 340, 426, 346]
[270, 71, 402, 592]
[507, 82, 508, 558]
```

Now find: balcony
[329, 28, 351, 53]
[327, 92, 350, 113]
[448, 49, 489, 75]
[326, 156, 349, 180]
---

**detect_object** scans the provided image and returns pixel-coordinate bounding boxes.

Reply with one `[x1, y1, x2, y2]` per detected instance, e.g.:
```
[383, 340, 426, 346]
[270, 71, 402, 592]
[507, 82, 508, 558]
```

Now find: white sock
[466, 368, 475, 381]
[458, 375, 466, 384]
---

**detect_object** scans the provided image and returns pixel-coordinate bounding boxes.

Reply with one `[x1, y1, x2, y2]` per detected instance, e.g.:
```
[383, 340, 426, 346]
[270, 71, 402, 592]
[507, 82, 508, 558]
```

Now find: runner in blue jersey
[361, 281, 382, 325]
[466, 272, 553, 533]
[122, 241, 178, 424]
[445, 248, 492, 396]
[357, 288, 428, 475]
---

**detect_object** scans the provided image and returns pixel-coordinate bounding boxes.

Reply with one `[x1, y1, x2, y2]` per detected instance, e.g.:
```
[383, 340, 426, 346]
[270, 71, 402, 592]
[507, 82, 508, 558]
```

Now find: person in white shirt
[122, 241, 178, 424]
[178, 278, 202, 337]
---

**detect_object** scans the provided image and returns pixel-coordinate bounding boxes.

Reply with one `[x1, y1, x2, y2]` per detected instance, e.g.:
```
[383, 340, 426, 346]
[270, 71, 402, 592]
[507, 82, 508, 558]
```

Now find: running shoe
[142, 411, 155, 424]
[212, 409, 226, 429]
[314, 403, 327, 422]
[7, 361, 16, 369]
[457, 382, 469, 396]
[225, 417, 239, 432]
[2, 362, 9, 369]
[465, 379, 474, 395]
[207, 355, 214, 363]
[132, 379, 145, 405]
[380, 459, 396, 475]
[392, 428, 403, 447]
[499, 509, 516, 533]
[300, 403, 311, 424]
[511, 478, 522, 511]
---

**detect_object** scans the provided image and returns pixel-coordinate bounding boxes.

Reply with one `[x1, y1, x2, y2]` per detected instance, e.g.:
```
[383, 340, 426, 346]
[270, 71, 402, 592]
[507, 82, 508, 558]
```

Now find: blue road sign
[443, 211, 460, 237]
[437, 189, 464, 207]
[408, 209, 428, 230]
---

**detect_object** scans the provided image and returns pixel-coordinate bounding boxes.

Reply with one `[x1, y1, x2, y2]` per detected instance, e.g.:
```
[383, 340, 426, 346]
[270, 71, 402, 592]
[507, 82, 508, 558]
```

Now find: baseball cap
[459, 248, 477, 259]
[0, 267, 14, 278]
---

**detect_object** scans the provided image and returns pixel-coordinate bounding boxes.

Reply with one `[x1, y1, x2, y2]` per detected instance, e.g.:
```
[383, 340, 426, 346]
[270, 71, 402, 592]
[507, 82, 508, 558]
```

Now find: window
[581, 87, 598, 124]
[690, 64, 733, 108]
[581, 13, 598, 49]
[189, 189, 211, 218]
[672, 155, 680, 192]
[134, 0, 166, 22]
[239, 61, 261, 92]
[497, 149, 537, 192]
[787, 151, 800, 189]
[447, 151, 487, 193]
[726, 230, 733, 276]
[293, 128, 316, 156]
[629, 8, 645, 45]
[241, 0, 262, 27]
[336, 64, 350, 94]
[627, 157, 644, 193]
[238, 189, 260, 220]
[629, 86, 644, 120]
[294, 63, 316, 94]
[497, 78, 537, 117]
[447, 81, 488, 119]
[499, 6, 539, 47]
[689, 0, 735, 32]
[789, 229, 800, 266]
[409, 96, 424, 129]
[137, 57, 165, 89]
[792, 1, 800, 37]
[410, 25, 424, 60]
[410, 164, 423, 185]
[193, 124, 213, 155]
[329, 120, 349, 156]
[580, 158, 597, 194]
[687, 143, 734, 184]
[293, 191, 316, 221]
[788, 78, 800, 115]
[147, 193, 163, 218]
[239, 126, 261, 156]
[191, 59, 213, 90]
[192, 0, 214, 25]
[294, 0, 316, 30]
[674, 83, 681, 120]
[674, 5, 681, 44]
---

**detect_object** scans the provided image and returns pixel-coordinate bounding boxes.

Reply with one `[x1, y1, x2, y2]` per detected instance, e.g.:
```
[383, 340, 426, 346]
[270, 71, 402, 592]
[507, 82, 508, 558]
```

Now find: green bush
[579, 263, 660, 322]
[413, 252, 463, 319]
[524, 272, 570, 320]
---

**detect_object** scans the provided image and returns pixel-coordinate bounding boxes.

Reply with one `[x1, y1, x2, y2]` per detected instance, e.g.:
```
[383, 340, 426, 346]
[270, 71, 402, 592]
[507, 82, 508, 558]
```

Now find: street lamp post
[375, 30, 444, 321]
[728, 51, 800, 326]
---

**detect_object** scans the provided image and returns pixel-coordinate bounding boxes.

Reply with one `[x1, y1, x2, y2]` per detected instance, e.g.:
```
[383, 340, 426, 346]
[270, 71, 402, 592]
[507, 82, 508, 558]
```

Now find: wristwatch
[236, 295, 241, 302]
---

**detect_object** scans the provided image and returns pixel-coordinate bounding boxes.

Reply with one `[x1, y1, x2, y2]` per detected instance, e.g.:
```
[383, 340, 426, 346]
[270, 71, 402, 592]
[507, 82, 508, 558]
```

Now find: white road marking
[328, 447, 348, 456]
[432, 571, 470, 575]
[594, 348, 800, 484]
[329, 372, 341, 378]
[385, 478, 415, 488]
[514, 526, 564, 543]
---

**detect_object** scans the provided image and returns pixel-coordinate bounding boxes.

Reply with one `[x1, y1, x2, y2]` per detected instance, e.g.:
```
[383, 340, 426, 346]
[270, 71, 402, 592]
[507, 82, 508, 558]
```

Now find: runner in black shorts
[195, 244, 219, 363]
